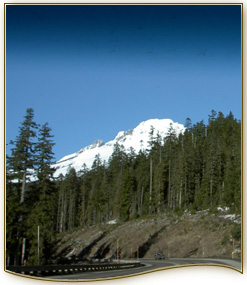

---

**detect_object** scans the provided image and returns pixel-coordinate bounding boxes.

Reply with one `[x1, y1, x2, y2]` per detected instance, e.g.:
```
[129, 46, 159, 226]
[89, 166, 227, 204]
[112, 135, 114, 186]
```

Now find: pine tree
[163, 123, 177, 210]
[222, 112, 241, 212]
[6, 183, 20, 265]
[58, 168, 79, 231]
[153, 161, 166, 213]
[119, 168, 136, 221]
[88, 154, 106, 224]
[78, 164, 89, 226]
[26, 122, 57, 264]
[147, 126, 155, 214]
[8, 108, 38, 204]
[135, 150, 149, 216]
[108, 143, 128, 218]
[35, 123, 56, 184]
[6, 108, 38, 265]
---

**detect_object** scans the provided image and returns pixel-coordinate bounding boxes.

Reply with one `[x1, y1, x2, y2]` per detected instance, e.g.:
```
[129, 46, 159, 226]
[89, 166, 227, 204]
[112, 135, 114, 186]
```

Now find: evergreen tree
[153, 161, 166, 213]
[119, 168, 136, 221]
[163, 123, 177, 210]
[135, 150, 149, 215]
[108, 143, 128, 218]
[8, 108, 38, 204]
[6, 183, 20, 265]
[147, 126, 155, 214]
[35, 123, 56, 183]
[88, 154, 106, 224]
[58, 168, 79, 231]
[6, 108, 38, 265]
[26, 122, 57, 264]
[78, 164, 89, 226]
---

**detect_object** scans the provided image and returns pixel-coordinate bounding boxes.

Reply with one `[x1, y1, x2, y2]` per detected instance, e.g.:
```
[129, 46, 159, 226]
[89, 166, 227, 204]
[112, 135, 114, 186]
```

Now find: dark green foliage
[231, 224, 241, 240]
[57, 167, 80, 231]
[27, 121, 57, 265]
[35, 123, 56, 182]
[7, 108, 38, 203]
[6, 108, 38, 265]
[6, 109, 57, 265]
[6, 109, 241, 265]
[6, 185, 20, 265]
[119, 168, 136, 221]
[67, 110, 241, 224]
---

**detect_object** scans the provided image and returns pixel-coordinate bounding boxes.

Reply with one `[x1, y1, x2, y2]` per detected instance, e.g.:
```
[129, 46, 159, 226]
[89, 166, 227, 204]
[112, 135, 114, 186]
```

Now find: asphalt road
[43, 258, 241, 281]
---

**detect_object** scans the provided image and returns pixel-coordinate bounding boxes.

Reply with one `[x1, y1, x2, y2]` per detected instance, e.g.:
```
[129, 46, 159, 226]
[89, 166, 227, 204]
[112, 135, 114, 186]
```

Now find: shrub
[231, 224, 241, 240]
[221, 235, 229, 246]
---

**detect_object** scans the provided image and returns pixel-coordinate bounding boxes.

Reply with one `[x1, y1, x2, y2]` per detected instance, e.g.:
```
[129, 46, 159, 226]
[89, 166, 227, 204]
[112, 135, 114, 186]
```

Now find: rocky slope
[54, 208, 241, 263]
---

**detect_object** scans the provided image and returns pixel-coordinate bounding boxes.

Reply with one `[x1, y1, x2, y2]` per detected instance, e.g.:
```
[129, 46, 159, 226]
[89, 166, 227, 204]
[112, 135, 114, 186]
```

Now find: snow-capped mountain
[53, 119, 185, 177]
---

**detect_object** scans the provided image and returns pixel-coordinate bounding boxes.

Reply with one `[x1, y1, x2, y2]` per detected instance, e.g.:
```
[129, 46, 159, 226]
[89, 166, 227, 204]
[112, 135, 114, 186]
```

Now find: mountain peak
[53, 118, 185, 177]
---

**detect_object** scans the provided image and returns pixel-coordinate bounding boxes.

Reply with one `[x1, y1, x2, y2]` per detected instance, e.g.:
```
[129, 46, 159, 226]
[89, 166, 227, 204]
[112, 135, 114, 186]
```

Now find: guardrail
[6, 262, 143, 277]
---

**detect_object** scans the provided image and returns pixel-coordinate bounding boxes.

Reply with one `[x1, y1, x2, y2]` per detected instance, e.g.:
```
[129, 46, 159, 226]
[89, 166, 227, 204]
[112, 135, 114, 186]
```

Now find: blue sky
[6, 4, 242, 160]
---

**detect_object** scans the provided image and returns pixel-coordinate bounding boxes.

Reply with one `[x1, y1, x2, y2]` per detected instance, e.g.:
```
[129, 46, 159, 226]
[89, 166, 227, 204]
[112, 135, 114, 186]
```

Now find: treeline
[6, 109, 241, 266]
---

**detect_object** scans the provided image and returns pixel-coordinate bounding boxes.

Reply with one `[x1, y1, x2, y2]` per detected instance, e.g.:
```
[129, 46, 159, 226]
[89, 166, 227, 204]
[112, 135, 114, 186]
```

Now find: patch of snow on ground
[223, 214, 236, 220]
[219, 214, 241, 224]
[107, 219, 117, 225]
[233, 248, 241, 254]
[217, 206, 230, 212]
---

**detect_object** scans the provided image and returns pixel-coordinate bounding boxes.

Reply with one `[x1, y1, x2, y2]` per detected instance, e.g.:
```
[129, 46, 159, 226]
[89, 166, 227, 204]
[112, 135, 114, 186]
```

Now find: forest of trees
[6, 108, 241, 266]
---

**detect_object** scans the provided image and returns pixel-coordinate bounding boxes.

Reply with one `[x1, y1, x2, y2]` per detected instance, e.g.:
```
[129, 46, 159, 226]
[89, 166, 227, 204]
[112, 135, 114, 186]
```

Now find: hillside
[54, 208, 241, 263]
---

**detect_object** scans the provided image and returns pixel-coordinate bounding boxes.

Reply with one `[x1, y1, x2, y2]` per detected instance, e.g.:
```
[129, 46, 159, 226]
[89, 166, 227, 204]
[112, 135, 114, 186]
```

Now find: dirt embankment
[55, 210, 241, 263]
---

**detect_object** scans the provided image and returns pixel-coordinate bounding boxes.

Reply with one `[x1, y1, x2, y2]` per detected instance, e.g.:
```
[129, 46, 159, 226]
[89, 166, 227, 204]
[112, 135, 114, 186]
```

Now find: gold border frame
[3, 2, 244, 282]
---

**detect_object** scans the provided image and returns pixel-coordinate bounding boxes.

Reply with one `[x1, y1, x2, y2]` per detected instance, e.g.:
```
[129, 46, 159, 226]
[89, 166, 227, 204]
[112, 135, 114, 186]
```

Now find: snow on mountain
[53, 119, 185, 177]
